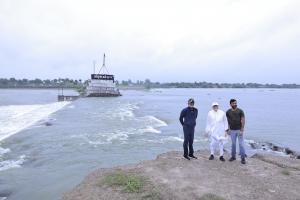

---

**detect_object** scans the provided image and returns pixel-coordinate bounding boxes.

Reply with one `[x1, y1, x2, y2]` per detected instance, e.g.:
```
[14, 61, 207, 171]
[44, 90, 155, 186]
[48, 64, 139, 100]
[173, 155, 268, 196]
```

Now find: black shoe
[229, 157, 236, 162]
[209, 155, 214, 160]
[241, 158, 246, 164]
[184, 155, 190, 160]
[219, 156, 225, 162]
[189, 155, 198, 159]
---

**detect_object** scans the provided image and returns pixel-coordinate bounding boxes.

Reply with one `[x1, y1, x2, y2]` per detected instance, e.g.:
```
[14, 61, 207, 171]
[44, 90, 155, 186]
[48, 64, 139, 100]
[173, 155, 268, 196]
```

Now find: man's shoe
[189, 155, 198, 159]
[241, 157, 246, 164]
[219, 156, 225, 162]
[184, 155, 190, 160]
[229, 157, 236, 162]
[209, 155, 214, 160]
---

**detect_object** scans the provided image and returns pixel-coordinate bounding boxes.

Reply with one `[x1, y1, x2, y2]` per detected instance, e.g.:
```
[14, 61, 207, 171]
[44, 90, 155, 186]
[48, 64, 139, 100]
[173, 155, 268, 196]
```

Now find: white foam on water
[72, 131, 130, 146]
[69, 104, 168, 146]
[139, 115, 168, 127]
[141, 139, 164, 144]
[105, 131, 129, 142]
[159, 136, 206, 143]
[87, 140, 107, 145]
[68, 105, 75, 109]
[105, 103, 168, 136]
[0, 147, 11, 156]
[74, 125, 162, 147]
[142, 136, 186, 144]
[194, 138, 207, 143]
[110, 103, 139, 120]
[89, 115, 167, 145]
[162, 136, 184, 142]
[0, 102, 70, 141]
[119, 109, 134, 120]
[137, 126, 161, 134]
[0, 155, 26, 172]
[69, 133, 89, 139]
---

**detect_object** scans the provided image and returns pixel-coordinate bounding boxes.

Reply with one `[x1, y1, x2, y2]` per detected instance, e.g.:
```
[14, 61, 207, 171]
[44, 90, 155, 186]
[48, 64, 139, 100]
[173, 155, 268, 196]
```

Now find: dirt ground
[61, 150, 300, 200]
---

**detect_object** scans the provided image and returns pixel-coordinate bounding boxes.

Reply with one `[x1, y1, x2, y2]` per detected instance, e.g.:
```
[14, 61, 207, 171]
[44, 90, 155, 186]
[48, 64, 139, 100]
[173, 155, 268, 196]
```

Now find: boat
[85, 54, 121, 97]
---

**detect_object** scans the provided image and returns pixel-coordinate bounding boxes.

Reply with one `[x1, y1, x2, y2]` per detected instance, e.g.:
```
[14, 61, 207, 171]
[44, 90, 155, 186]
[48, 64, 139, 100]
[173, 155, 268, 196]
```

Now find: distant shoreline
[1, 78, 300, 89]
[1, 86, 300, 90]
[0, 87, 78, 89]
[120, 87, 300, 89]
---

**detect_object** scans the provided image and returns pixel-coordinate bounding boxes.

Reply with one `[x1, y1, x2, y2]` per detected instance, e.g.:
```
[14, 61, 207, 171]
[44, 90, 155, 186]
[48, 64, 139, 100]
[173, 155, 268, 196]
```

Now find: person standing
[226, 99, 246, 164]
[205, 102, 229, 162]
[179, 98, 198, 160]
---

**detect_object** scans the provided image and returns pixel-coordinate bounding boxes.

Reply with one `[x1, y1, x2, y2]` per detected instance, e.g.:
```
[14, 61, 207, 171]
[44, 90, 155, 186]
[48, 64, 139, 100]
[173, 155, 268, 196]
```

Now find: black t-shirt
[226, 108, 245, 130]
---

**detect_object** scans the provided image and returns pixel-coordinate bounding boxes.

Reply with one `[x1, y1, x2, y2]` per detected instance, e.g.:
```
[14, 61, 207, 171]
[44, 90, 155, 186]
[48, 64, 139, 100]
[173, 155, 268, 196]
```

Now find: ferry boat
[85, 54, 121, 97]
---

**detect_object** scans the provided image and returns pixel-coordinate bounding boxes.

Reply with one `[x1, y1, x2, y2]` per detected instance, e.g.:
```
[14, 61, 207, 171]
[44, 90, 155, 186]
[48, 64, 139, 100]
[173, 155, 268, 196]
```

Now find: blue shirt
[179, 107, 198, 127]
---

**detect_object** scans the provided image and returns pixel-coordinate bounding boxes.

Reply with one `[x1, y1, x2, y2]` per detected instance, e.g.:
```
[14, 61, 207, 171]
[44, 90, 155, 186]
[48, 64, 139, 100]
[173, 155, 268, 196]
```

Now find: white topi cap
[212, 102, 219, 107]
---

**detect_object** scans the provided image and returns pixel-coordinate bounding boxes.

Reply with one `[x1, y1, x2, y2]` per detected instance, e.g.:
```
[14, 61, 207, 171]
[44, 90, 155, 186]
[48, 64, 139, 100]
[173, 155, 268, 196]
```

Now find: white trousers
[210, 136, 224, 156]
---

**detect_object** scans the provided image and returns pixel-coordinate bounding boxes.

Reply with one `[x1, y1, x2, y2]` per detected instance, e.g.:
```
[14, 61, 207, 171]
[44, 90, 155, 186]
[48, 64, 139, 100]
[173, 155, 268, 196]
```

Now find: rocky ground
[61, 150, 300, 200]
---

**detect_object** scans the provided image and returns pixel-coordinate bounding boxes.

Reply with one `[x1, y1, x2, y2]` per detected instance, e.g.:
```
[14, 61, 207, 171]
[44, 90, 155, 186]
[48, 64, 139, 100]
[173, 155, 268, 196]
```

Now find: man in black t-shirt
[226, 99, 246, 164]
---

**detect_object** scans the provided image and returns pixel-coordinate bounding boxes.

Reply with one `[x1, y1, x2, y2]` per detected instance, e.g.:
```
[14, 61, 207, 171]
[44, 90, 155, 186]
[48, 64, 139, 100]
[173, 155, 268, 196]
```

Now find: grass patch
[103, 171, 144, 193]
[198, 193, 226, 200]
[281, 169, 291, 176]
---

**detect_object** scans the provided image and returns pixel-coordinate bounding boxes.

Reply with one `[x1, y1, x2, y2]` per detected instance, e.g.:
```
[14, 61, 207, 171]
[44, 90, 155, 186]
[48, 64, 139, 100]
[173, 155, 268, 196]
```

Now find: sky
[0, 0, 300, 83]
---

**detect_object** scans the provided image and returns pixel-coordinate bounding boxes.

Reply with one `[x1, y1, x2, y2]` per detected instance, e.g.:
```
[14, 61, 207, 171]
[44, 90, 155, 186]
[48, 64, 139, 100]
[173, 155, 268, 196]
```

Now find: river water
[0, 88, 299, 200]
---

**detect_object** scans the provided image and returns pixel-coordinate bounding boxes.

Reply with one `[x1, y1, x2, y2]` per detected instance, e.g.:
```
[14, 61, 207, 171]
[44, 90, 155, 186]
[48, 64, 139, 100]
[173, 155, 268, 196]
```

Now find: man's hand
[225, 130, 230, 135]
[240, 129, 244, 135]
[225, 131, 228, 137]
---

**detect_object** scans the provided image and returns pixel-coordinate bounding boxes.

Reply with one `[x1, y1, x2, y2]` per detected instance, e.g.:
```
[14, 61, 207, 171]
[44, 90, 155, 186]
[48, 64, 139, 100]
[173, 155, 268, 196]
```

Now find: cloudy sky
[0, 0, 300, 83]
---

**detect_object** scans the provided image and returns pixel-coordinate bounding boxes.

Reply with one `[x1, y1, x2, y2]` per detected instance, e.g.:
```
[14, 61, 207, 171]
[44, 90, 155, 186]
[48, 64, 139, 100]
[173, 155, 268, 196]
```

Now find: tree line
[0, 78, 87, 88]
[0, 78, 299, 89]
[118, 79, 300, 89]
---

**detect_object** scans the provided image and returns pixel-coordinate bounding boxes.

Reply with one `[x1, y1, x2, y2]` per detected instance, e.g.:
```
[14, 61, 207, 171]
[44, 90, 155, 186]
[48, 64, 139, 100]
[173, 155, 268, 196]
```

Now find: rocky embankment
[247, 141, 300, 159]
[62, 150, 300, 200]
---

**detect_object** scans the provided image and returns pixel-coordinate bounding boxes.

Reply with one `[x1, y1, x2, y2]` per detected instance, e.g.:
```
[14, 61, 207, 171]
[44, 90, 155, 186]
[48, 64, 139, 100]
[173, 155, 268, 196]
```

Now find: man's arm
[205, 112, 212, 134]
[241, 117, 245, 132]
[226, 110, 231, 133]
[240, 110, 245, 134]
[179, 109, 185, 126]
[223, 112, 229, 132]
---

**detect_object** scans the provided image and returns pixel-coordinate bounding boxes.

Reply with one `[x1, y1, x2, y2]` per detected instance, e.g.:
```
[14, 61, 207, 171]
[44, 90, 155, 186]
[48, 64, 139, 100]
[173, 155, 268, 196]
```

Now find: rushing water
[0, 88, 299, 200]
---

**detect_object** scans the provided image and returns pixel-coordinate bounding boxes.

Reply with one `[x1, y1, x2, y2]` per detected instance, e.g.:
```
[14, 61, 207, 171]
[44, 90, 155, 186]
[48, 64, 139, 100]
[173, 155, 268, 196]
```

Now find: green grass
[281, 169, 291, 176]
[103, 171, 144, 193]
[198, 193, 226, 200]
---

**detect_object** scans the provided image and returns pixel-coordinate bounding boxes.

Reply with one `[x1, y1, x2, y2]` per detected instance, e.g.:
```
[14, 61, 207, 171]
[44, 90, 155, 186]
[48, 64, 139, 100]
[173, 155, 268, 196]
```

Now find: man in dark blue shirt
[179, 98, 198, 160]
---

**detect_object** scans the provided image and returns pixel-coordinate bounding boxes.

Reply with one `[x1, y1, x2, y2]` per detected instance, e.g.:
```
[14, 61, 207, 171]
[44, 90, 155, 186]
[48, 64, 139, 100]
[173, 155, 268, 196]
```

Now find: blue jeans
[230, 130, 246, 158]
[183, 125, 195, 156]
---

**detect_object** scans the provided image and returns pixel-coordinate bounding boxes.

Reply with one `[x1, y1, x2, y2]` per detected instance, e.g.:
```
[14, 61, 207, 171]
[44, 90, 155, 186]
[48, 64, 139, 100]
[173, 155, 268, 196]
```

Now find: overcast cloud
[0, 0, 300, 83]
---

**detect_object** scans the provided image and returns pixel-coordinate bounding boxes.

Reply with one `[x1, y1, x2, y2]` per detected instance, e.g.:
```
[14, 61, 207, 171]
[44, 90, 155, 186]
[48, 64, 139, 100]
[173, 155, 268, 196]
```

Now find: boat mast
[98, 53, 110, 74]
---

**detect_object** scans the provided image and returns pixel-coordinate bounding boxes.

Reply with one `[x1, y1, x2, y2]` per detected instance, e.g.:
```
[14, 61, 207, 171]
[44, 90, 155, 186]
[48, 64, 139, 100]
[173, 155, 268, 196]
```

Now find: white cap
[212, 102, 219, 107]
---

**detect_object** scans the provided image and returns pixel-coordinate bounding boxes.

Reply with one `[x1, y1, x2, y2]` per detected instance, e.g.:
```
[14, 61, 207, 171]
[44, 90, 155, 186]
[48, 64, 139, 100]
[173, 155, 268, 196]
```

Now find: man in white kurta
[205, 102, 229, 161]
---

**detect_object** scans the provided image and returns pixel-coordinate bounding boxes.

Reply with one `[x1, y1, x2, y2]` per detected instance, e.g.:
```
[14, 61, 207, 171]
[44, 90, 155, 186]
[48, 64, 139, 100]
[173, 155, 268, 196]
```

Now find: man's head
[230, 99, 237, 109]
[188, 98, 195, 107]
[212, 102, 219, 112]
